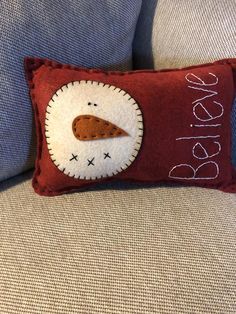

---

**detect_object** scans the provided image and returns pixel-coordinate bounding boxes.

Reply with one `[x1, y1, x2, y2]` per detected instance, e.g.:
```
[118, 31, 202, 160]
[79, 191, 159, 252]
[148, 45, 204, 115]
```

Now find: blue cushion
[0, 0, 142, 181]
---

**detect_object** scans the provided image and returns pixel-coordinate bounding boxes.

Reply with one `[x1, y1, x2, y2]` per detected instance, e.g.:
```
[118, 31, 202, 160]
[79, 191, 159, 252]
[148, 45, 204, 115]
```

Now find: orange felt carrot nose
[72, 115, 128, 141]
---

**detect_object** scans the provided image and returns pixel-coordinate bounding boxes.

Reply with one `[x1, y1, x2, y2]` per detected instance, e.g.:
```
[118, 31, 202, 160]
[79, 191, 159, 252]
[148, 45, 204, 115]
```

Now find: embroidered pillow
[25, 57, 236, 196]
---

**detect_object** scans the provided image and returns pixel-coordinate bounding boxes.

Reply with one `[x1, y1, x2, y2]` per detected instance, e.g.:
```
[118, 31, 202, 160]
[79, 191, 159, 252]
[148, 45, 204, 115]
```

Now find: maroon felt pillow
[25, 57, 236, 196]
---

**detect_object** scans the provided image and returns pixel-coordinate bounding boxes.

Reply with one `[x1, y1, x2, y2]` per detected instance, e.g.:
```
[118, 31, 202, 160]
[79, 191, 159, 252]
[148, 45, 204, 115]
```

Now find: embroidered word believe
[169, 72, 223, 180]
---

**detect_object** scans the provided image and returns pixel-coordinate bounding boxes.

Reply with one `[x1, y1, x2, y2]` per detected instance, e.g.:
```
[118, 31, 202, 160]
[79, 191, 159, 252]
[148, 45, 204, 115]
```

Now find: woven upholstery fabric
[133, 0, 236, 70]
[0, 172, 236, 313]
[0, 0, 142, 182]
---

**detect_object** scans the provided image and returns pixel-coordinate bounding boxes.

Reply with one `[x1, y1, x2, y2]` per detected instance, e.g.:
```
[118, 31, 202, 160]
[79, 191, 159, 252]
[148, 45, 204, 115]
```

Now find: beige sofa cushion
[134, 0, 236, 69]
[0, 172, 236, 313]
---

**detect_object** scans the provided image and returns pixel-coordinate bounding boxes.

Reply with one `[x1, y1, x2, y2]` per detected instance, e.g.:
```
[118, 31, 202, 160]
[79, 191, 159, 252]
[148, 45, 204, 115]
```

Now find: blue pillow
[0, 0, 142, 181]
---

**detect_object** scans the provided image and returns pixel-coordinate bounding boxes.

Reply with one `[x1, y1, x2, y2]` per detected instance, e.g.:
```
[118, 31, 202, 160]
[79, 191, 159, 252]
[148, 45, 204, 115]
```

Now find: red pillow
[25, 57, 236, 196]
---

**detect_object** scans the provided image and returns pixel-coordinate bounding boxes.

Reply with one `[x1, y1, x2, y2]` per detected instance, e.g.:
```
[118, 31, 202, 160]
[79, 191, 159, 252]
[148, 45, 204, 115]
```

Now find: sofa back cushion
[0, 0, 142, 181]
[134, 0, 236, 69]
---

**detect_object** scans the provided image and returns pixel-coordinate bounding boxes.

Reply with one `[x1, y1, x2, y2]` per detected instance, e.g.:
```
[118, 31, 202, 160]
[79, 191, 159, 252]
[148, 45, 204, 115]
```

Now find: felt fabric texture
[73, 115, 128, 141]
[232, 97, 236, 165]
[0, 0, 142, 182]
[43, 80, 143, 180]
[25, 57, 236, 196]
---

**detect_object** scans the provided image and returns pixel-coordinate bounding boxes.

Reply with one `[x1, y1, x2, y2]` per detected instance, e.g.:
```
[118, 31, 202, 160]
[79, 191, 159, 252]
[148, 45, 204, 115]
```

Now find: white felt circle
[45, 80, 143, 180]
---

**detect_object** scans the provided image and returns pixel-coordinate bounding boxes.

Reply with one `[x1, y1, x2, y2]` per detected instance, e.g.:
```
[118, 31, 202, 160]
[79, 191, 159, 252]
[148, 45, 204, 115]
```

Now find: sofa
[0, 1, 236, 313]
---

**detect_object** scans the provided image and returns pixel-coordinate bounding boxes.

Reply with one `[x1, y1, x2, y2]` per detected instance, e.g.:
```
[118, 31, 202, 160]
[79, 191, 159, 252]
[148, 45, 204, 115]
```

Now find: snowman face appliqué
[45, 80, 143, 180]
